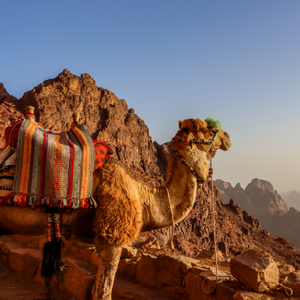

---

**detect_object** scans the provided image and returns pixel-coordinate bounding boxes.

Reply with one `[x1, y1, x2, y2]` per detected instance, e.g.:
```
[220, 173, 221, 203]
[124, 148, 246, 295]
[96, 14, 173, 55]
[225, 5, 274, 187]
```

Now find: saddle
[0, 107, 113, 208]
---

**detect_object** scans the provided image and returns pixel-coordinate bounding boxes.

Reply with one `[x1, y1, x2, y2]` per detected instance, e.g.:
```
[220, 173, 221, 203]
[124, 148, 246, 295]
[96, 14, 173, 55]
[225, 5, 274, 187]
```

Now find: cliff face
[245, 179, 289, 217]
[1, 70, 300, 268]
[215, 178, 300, 249]
[0, 84, 21, 148]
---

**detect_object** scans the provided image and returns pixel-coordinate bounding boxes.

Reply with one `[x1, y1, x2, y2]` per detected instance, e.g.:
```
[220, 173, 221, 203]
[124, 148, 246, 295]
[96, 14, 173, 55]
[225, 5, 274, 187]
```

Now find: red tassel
[18, 195, 27, 206]
[67, 199, 72, 208]
[81, 199, 88, 209]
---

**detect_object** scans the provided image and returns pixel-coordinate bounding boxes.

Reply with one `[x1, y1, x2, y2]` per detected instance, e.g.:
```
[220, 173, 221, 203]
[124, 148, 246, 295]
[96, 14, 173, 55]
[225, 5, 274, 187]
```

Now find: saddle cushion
[93, 140, 113, 170]
[5, 116, 25, 147]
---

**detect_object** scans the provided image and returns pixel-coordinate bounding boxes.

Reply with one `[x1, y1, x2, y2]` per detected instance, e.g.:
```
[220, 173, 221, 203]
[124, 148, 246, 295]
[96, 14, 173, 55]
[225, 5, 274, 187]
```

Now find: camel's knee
[94, 237, 122, 264]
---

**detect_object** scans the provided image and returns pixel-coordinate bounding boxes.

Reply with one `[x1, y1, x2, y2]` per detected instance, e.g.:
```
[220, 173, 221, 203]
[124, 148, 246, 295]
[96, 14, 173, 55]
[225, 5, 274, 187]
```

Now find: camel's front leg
[92, 237, 122, 300]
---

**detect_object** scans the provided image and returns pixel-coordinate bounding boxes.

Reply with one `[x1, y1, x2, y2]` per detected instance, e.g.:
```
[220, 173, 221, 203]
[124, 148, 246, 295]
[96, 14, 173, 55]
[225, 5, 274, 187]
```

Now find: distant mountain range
[214, 178, 300, 249]
[280, 190, 300, 211]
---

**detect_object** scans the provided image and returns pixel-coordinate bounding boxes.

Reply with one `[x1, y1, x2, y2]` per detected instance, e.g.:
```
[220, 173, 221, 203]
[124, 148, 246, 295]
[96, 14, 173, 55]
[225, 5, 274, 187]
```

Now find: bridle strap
[189, 138, 213, 147]
[175, 133, 218, 184]
[188, 130, 219, 147]
[173, 149, 205, 184]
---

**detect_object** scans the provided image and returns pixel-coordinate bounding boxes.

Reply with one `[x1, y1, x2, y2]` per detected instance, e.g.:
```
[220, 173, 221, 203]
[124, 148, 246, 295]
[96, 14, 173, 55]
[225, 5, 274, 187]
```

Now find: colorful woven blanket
[10, 119, 95, 208]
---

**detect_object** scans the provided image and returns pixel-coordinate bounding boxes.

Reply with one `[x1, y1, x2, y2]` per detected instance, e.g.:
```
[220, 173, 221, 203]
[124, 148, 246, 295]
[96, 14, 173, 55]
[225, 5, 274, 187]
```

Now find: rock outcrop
[0, 84, 21, 148]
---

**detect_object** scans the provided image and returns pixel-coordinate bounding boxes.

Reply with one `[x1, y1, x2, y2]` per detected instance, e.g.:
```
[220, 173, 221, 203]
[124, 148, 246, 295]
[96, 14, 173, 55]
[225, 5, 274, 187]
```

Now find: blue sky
[1, 1, 300, 192]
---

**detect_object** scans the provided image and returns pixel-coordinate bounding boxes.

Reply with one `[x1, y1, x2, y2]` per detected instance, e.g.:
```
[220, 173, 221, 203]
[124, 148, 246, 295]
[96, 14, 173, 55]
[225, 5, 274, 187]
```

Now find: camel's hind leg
[92, 237, 122, 300]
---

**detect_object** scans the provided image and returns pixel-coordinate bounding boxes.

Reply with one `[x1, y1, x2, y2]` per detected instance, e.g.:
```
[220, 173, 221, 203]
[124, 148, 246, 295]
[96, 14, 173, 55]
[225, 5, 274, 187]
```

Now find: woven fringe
[0, 193, 97, 208]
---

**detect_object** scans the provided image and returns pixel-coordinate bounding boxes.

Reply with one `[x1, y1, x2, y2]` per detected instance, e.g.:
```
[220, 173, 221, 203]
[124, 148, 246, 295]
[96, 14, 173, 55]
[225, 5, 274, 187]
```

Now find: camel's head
[171, 117, 231, 156]
[169, 118, 231, 181]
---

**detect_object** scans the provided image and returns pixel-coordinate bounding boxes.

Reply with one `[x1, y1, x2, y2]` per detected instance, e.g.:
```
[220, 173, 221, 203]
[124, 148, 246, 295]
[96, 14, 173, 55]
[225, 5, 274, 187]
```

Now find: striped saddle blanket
[9, 119, 96, 208]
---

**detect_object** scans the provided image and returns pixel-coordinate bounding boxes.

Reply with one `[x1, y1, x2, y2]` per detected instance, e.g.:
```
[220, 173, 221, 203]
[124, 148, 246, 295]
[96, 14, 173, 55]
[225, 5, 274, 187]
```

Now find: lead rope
[164, 186, 175, 251]
[202, 156, 219, 294]
[203, 160, 293, 296]
[210, 158, 219, 286]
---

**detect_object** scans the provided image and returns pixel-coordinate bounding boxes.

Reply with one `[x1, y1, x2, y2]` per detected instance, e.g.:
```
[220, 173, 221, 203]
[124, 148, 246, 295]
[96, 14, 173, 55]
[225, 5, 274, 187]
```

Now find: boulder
[281, 270, 300, 296]
[196, 249, 225, 261]
[230, 249, 279, 292]
[233, 291, 275, 299]
[183, 272, 203, 299]
[136, 253, 197, 289]
[135, 253, 159, 287]
[134, 236, 161, 250]
[117, 259, 137, 278]
[277, 263, 295, 279]
[121, 245, 137, 258]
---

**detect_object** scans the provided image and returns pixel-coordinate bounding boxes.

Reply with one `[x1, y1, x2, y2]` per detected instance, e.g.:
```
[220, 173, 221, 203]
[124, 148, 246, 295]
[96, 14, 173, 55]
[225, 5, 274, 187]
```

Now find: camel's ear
[190, 119, 200, 131]
[179, 120, 183, 129]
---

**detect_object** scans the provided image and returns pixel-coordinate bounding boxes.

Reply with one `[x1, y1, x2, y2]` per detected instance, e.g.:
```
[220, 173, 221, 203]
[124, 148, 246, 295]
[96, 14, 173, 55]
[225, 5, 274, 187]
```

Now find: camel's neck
[141, 148, 209, 231]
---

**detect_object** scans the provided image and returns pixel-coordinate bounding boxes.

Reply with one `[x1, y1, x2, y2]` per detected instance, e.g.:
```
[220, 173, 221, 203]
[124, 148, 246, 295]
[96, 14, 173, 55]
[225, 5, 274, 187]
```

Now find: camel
[0, 117, 231, 300]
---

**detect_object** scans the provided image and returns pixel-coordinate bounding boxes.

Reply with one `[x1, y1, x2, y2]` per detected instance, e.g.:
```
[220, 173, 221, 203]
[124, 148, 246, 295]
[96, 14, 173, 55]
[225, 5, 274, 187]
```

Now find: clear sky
[1, 1, 300, 193]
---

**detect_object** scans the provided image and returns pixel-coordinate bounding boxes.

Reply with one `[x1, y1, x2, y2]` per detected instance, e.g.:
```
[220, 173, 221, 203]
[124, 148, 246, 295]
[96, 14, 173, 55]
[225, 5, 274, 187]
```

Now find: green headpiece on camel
[205, 117, 221, 141]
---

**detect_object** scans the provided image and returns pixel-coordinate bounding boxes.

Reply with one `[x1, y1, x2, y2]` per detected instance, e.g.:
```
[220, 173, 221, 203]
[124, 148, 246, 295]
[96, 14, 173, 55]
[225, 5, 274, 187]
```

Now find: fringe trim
[0, 193, 97, 208]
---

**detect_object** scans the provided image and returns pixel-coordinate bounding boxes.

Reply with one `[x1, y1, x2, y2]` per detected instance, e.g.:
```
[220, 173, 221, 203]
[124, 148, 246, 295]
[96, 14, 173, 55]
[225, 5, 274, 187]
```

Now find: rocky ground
[0, 257, 75, 300]
[1, 233, 300, 300]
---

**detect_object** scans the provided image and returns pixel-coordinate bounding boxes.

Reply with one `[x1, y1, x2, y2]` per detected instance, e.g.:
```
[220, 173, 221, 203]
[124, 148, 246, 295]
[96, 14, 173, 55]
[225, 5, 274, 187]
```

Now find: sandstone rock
[117, 258, 137, 278]
[196, 249, 225, 261]
[63, 257, 96, 300]
[233, 291, 275, 299]
[135, 236, 160, 250]
[217, 283, 241, 300]
[136, 253, 195, 289]
[281, 270, 300, 296]
[8, 248, 27, 272]
[183, 272, 202, 299]
[121, 245, 137, 258]
[277, 263, 295, 278]
[157, 253, 196, 277]
[24, 249, 42, 278]
[230, 249, 279, 292]
[0, 98, 22, 148]
[155, 254, 183, 287]
[135, 253, 158, 287]
[0, 83, 18, 104]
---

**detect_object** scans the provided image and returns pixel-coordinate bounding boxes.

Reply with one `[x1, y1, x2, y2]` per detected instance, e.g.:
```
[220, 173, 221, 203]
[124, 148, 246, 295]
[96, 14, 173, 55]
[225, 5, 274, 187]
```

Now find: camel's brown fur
[93, 158, 144, 246]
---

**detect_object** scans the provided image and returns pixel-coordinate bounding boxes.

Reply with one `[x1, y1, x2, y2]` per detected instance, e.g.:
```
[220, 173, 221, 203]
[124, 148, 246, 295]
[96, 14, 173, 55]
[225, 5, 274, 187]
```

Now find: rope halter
[174, 131, 218, 184]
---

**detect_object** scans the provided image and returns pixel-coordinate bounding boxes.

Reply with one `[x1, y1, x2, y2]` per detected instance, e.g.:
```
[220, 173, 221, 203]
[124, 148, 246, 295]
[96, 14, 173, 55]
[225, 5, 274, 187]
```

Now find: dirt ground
[0, 258, 75, 300]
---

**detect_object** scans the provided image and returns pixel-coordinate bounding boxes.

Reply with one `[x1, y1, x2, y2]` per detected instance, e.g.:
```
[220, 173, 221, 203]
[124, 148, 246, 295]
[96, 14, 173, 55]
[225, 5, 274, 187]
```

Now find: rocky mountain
[215, 178, 300, 249]
[1, 70, 300, 269]
[281, 190, 300, 211]
[0, 84, 20, 148]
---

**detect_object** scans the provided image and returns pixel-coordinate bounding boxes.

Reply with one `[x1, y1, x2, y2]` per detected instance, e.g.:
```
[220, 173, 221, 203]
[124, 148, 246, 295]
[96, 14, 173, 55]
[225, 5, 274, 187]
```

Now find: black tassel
[41, 207, 66, 286]
[41, 238, 64, 284]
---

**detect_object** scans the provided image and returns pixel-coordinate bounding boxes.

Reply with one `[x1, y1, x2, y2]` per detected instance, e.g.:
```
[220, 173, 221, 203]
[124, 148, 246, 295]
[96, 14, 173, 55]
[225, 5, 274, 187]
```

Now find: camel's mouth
[223, 141, 231, 151]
